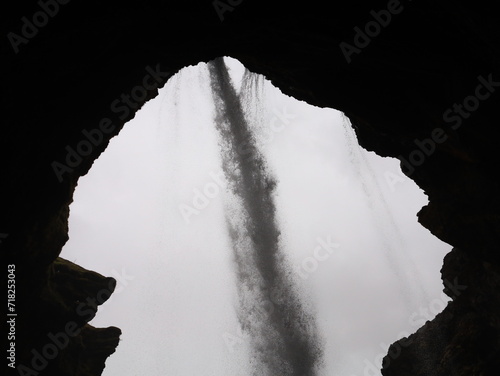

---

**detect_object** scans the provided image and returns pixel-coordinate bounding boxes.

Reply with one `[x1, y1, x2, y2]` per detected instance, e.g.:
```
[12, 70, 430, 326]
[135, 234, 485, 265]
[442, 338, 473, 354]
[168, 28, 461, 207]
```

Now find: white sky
[60, 57, 450, 376]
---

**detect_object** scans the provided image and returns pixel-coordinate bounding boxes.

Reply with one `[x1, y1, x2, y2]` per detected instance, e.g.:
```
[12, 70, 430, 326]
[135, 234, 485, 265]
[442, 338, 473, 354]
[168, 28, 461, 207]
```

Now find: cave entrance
[60, 57, 449, 376]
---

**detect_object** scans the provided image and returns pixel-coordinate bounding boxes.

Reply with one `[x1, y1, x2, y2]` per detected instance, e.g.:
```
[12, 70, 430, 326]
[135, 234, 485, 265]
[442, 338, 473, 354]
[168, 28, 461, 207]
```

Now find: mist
[208, 57, 323, 375]
[60, 57, 450, 376]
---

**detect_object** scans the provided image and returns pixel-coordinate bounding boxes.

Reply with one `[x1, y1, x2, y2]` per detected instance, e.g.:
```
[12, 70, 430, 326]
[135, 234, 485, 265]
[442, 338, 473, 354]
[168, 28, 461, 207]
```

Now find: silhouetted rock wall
[3, 1, 500, 375]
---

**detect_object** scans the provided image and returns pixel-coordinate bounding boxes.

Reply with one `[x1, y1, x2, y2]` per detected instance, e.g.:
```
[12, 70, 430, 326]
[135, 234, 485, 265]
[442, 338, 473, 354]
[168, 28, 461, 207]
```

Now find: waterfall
[340, 113, 429, 307]
[207, 57, 324, 375]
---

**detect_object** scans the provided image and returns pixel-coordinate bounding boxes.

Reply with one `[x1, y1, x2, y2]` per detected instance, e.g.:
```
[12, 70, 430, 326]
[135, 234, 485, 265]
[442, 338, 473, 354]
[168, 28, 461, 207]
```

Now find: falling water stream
[340, 113, 429, 307]
[208, 57, 323, 375]
[60, 57, 451, 376]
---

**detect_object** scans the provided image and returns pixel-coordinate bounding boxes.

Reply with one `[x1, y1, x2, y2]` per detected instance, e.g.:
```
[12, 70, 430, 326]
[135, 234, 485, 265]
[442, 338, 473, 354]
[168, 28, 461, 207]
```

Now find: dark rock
[3, 1, 500, 375]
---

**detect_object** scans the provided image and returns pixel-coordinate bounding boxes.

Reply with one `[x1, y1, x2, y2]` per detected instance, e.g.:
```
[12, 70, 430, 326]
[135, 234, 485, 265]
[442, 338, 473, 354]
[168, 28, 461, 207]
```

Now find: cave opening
[60, 57, 450, 376]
